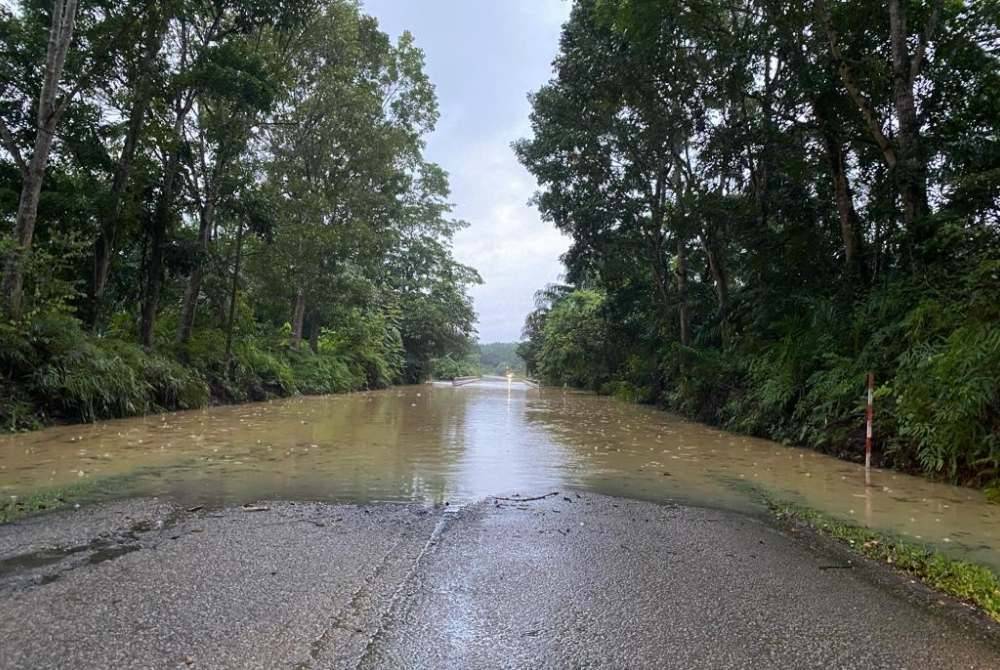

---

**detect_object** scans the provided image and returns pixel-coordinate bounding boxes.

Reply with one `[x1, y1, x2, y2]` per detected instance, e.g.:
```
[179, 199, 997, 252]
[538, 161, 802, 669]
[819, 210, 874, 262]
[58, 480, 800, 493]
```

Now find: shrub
[893, 323, 1000, 481]
[31, 337, 148, 422]
[103, 341, 209, 411]
[288, 350, 357, 394]
[430, 354, 478, 381]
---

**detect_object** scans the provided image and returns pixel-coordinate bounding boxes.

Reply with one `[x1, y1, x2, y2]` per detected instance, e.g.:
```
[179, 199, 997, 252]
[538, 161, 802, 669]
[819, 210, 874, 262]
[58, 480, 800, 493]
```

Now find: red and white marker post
[864, 372, 874, 476]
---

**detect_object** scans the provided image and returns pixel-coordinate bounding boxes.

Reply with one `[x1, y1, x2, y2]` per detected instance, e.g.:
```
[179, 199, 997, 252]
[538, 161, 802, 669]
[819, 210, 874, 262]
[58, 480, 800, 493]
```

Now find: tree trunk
[647, 233, 674, 331]
[819, 125, 865, 284]
[177, 196, 217, 345]
[140, 109, 187, 348]
[224, 222, 245, 365]
[888, 0, 930, 258]
[1, 0, 78, 318]
[675, 238, 690, 347]
[176, 265, 205, 345]
[645, 179, 673, 331]
[291, 289, 306, 347]
[308, 320, 320, 353]
[700, 230, 729, 319]
[91, 13, 167, 327]
[2, 138, 52, 317]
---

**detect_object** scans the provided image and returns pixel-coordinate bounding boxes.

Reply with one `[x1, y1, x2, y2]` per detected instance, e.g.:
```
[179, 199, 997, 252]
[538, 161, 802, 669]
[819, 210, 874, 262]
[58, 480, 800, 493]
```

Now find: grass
[765, 495, 1000, 623]
[0, 474, 133, 524]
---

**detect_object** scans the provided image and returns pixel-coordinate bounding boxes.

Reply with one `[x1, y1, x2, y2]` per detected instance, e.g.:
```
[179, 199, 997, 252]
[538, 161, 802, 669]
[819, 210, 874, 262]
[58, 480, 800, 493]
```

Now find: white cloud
[363, 0, 572, 342]
[447, 128, 569, 342]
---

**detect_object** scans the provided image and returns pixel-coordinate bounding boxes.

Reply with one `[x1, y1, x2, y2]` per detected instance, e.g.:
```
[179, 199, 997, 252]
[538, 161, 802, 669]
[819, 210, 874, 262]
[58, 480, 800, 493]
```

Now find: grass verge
[764, 495, 1000, 623]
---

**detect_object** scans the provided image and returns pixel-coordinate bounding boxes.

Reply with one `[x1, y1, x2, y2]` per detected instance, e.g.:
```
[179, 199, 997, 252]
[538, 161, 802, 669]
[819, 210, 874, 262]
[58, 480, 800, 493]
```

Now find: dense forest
[0, 0, 479, 429]
[516, 0, 1000, 485]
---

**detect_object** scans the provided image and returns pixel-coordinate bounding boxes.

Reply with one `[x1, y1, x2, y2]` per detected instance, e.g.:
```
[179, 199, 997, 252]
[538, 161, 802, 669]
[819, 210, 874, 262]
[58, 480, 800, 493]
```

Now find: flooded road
[1, 382, 998, 569]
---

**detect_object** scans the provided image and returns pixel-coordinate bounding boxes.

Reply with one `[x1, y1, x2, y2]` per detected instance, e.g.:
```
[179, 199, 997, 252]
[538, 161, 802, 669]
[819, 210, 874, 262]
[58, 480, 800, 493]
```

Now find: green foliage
[228, 341, 298, 401]
[0, 0, 477, 431]
[0, 311, 211, 426]
[537, 289, 609, 389]
[894, 321, 1000, 481]
[33, 339, 147, 422]
[430, 354, 479, 381]
[288, 350, 357, 395]
[517, 0, 1000, 486]
[476, 342, 526, 376]
[314, 308, 405, 389]
[102, 341, 209, 411]
[0, 309, 397, 429]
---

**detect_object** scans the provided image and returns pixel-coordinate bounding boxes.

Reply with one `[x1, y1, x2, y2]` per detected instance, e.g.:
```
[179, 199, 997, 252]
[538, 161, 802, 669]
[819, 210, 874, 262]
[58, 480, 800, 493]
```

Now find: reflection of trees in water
[236, 389, 472, 504]
[92, 390, 472, 507]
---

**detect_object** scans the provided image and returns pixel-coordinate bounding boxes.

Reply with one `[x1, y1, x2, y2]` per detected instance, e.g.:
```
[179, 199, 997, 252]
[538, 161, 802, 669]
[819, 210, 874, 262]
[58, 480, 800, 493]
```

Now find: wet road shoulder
[0, 495, 998, 669]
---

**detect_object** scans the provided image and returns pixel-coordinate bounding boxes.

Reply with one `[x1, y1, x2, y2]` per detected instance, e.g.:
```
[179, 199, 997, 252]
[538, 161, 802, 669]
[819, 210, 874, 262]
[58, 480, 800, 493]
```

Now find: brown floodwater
[2, 382, 999, 569]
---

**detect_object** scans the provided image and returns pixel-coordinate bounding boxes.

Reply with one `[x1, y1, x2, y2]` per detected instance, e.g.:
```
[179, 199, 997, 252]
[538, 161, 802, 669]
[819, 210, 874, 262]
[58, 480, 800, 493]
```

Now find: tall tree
[1, 0, 78, 318]
[89, 2, 170, 326]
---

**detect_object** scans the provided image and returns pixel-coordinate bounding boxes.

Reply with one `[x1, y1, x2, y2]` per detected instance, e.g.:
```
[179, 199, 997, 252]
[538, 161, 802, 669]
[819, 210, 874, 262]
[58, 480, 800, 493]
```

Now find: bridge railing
[451, 376, 481, 386]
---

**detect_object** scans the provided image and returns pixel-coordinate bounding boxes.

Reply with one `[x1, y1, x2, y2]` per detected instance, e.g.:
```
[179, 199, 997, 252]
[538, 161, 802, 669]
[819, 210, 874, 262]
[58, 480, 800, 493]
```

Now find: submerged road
[1, 494, 998, 669]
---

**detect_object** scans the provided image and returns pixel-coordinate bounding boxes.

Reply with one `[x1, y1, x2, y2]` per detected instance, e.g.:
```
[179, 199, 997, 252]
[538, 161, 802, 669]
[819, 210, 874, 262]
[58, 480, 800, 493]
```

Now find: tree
[89, 2, 171, 326]
[0, 0, 480, 427]
[1, 0, 79, 318]
[518, 0, 1000, 482]
[817, 0, 942, 263]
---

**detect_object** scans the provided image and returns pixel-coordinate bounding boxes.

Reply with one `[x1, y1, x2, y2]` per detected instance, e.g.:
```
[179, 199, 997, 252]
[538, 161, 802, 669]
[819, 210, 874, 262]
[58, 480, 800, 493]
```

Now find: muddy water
[2, 382, 999, 569]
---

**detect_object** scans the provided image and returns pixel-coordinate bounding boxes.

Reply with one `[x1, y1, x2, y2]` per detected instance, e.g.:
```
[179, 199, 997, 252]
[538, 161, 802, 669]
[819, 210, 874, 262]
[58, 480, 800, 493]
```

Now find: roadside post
[865, 372, 874, 483]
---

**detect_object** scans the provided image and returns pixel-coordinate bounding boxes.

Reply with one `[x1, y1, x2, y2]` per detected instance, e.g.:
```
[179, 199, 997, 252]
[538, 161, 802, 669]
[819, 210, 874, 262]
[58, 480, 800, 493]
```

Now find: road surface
[1, 494, 998, 669]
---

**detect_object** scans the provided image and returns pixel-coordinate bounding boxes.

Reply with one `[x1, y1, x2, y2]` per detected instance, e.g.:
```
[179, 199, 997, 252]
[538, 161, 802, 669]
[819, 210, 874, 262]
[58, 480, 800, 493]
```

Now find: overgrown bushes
[527, 261, 1000, 486]
[0, 311, 396, 431]
[430, 354, 479, 380]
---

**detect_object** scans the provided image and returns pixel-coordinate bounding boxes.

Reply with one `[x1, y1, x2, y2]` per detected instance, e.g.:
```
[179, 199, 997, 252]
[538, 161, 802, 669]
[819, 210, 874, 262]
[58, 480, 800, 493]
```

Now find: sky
[362, 0, 572, 343]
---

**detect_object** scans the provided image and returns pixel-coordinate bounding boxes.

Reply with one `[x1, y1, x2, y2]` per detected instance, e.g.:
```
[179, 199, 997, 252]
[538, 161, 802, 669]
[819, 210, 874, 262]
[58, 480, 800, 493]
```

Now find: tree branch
[816, 0, 898, 169]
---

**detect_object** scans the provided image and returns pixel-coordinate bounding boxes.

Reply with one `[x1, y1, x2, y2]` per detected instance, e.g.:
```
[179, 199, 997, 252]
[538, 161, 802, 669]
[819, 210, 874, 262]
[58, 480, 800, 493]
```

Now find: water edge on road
[2, 381, 998, 569]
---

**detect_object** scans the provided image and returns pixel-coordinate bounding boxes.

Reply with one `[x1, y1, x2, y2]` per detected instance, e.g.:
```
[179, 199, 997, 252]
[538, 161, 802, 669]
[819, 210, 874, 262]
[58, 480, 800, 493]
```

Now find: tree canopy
[0, 0, 480, 427]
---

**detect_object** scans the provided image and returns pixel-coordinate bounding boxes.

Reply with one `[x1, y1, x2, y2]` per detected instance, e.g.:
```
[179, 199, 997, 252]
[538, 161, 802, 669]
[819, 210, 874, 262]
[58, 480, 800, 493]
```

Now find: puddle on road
[1, 382, 998, 569]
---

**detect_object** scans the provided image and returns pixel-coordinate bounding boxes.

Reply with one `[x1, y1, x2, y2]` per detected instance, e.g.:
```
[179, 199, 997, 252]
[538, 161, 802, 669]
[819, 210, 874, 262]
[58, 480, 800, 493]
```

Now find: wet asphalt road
[0, 494, 998, 669]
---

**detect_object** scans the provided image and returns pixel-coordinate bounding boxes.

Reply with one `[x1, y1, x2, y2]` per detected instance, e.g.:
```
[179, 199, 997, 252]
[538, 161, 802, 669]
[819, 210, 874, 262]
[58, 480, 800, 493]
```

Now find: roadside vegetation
[767, 498, 1000, 623]
[0, 471, 134, 523]
[515, 0, 1000, 487]
[0, 1, 479, 430]
[431, 341, 526, 380]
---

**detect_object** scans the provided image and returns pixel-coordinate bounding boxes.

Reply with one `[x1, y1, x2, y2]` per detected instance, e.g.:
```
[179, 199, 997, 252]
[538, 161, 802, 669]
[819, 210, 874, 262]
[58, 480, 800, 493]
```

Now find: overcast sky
[363, 0, 571, 343]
